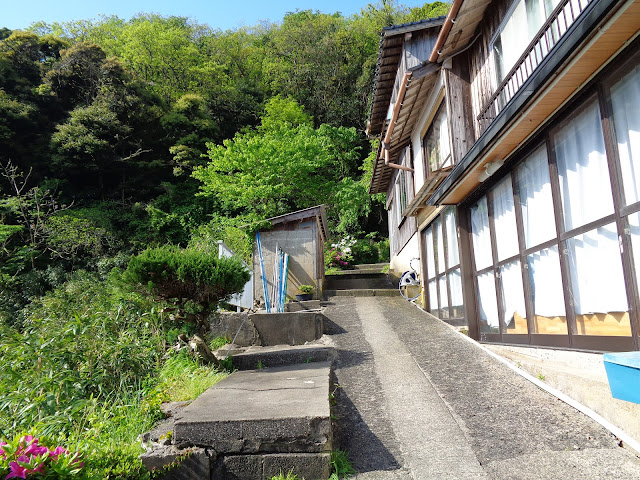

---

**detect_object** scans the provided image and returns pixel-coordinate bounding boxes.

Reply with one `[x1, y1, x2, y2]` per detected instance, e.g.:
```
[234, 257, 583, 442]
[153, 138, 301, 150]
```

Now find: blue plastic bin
[603, 352, 640, 404]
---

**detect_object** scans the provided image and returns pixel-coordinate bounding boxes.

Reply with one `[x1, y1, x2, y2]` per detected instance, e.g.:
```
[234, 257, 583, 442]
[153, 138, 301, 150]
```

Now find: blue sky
[2, 0, 433, 31]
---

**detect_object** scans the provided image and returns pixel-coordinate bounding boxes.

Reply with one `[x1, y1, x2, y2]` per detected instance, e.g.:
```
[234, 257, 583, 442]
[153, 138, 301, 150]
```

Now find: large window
[466, 51, 640, 349]
[492, 0, 561, 82]
[423, 207, 463, 322]
[423, 104, 452, 176]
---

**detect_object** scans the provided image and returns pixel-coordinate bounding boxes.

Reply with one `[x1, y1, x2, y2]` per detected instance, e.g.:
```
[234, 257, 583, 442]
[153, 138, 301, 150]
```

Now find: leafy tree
[193, 97, 360, 221]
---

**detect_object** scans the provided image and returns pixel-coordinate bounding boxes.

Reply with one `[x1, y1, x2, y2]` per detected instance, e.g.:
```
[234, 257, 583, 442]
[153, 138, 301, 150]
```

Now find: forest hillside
[0, 2, 448, 478]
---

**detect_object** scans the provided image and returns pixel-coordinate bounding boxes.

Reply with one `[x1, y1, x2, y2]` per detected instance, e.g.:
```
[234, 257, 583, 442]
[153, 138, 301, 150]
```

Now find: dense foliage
[0, 1, 450, 477]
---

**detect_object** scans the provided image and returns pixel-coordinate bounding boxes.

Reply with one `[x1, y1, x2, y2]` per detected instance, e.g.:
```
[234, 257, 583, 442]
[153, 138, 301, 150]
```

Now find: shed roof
[264, 205, 328, 241]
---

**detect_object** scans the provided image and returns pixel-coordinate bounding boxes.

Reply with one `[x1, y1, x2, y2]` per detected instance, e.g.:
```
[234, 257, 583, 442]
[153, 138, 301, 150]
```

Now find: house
[253, 205, 328, 307]
[368, 0, 640, 351]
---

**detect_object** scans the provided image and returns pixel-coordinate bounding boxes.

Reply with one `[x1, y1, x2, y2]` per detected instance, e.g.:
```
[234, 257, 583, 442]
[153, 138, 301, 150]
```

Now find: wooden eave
[369, 18, 446, 136]
[402, 167, 452, 217]
[369, 63, 440, 194]
[432, 0, 492, 63]
[428, 0, 640, 205]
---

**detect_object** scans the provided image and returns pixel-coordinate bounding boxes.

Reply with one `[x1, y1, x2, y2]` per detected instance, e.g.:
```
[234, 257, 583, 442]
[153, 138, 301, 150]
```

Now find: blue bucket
[603, 351, 640, 404]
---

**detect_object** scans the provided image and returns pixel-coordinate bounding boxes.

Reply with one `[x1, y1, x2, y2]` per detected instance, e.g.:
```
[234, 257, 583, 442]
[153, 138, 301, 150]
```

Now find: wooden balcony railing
[477, 0, 593, 133]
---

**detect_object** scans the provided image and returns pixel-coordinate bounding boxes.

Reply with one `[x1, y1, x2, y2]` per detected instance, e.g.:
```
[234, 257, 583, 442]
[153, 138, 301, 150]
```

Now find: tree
[192, 97, 360, 221]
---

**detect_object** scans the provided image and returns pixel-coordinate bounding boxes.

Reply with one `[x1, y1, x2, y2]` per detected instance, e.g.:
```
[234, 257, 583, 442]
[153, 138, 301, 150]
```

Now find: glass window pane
[527, 246, 567, 334]
[428, 279, 438, 316]
[610, 64, 640, 206]
[438, 275, 449, 319]
[425, 227, 436, 280]
[435, 218, 445, 274]
[449, 268, 464, 318]
[445, 208, 459, 267]
[554, 101, 613, 231]
[515, 145, 557, 248]
[471, 196, 493, 270]
[499, 260, 528, 334]
[477, 271, 499, 333]
[567, 223, 631, 336]
[491, 175, 519, 260]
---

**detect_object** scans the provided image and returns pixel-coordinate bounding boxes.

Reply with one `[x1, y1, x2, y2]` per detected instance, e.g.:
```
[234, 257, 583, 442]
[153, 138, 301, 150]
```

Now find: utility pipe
[380, 71, 415, 172]
[429, 0, 464, 63]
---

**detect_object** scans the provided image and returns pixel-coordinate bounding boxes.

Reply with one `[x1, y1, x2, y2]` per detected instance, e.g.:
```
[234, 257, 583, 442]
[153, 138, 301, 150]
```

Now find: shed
[253, 205, 328, 305]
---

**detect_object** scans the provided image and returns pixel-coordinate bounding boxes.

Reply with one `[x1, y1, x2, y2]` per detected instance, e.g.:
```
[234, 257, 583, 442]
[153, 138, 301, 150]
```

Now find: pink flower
[6, 457, 29, 479]
[0, 441, 7, 458]
[49, 446, 68, 461]
[23, 443, 48, 457]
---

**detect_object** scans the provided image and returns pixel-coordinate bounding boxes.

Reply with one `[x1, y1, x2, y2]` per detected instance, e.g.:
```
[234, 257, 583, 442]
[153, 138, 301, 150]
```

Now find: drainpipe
[429, 0, 464, 64]
[381, 71, 414, 172]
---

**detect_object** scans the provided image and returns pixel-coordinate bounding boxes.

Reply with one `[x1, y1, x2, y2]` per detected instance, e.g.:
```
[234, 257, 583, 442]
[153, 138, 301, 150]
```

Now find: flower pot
[296, 293, 313, 301]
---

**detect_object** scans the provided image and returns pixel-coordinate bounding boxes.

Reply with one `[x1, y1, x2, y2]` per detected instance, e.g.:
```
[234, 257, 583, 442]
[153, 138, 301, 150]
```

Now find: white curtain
[500, 260, 526, 329]
[515, 146, 557, 248]
[628, 213, 640, 291]
[566, 223, 628, 315]
[477, 271, 499, 329]
[435, 218, 445, 274]
[611, 65, 640, 206]
[471, 197, 493, 270]
[425, 227, 436, 280]
[491, 175, 519, 261]
[527, 246, 566, 318]
[428, 279, 438, 313]
[445, 208, 459, 267]
[439, 275, 449, 309]
[438, 109, 452, 168]
[449, 268, 464, 308]
[554, 101, 613, 232]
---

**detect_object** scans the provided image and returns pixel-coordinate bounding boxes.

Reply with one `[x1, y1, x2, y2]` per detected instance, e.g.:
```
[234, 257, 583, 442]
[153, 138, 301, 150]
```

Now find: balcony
[477, 0, 593, 133]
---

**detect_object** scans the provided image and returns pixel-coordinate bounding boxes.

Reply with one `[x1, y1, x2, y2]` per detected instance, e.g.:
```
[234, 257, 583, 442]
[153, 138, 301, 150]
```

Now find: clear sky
[2, 0, 433, 31]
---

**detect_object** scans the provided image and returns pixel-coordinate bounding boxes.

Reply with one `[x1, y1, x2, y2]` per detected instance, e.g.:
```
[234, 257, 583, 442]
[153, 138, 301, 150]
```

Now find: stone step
[171, 363, 332, 479]
[285, 299, 322, 312]
[354, 262, 389, 270]
[216, 344, 336, 370]
[324, 288, 398, 298]
[325, 273, 394, 291]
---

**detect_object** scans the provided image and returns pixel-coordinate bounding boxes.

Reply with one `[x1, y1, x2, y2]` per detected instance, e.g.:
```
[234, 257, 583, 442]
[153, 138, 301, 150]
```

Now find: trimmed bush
[125, 245, 250, 317]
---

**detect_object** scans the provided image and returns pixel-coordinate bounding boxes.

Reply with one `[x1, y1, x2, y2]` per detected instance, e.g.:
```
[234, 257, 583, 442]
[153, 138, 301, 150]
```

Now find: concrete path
[325, 296, 640, 480]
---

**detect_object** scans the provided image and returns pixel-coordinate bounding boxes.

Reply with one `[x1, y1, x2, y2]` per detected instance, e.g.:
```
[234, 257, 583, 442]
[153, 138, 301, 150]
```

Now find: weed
[537, 373, 546, 381]
[270, 469, 299, 480]
[331, 449, 356, 478]
[257, 360, 264, 370]
[209, 335, 230, 351]
[305, 357, 312, 364]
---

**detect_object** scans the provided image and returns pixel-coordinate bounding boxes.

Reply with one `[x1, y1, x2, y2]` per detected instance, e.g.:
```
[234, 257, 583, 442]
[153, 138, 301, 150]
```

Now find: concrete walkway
[325, 296, 640, 480]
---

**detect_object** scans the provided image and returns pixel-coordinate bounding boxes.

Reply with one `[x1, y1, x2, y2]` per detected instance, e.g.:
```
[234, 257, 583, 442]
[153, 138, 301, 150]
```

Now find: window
[492, 0, 561, 82]
[395, 170, 409, 224]
[466, 48, 640, 346]
[422, 207, 463, 321]
[423, 104, 452, 176]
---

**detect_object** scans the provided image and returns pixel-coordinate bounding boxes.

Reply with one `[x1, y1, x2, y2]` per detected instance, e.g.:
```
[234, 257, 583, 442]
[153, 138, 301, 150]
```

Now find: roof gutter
[381, 71, 415, 172]
[429, 0, 465, 63]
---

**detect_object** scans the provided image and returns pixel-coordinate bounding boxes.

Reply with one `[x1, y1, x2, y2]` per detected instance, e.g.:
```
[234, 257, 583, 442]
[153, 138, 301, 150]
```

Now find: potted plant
[296, 284, 314, 301]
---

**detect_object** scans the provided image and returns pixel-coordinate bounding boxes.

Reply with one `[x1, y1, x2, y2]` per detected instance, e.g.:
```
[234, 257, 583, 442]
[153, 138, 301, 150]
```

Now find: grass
[268, 449, 356, 480]
[157, 351, 229, 401]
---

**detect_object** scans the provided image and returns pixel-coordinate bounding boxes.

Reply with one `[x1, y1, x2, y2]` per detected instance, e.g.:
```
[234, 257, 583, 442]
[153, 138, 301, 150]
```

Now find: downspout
[429, 0, 464, 63]
[381, 71, 414, 172]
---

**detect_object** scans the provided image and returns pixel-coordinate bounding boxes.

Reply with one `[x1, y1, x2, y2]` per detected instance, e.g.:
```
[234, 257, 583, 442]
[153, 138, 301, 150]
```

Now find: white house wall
[390, 232, 420, 275]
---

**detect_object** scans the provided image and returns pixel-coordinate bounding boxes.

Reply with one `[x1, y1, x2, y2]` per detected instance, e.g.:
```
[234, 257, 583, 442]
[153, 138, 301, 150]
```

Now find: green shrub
[350, 239, 379, 264]
[125, 244, 250, 313]
[377, 238, 390, 262]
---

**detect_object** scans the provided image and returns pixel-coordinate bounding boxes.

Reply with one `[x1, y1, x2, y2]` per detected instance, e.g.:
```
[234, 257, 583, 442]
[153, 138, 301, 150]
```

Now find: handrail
[476, 0, 592, 130]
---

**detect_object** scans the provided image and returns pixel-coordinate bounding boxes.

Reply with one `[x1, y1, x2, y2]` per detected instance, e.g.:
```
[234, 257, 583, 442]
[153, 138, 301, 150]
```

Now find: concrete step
[324, 288, 398, 298]
[285, 299, 322, 312]
[171, 362, 333, 479]
[354, 263, 389, 270]
[216, 344, 337, 370]
[325, 272, 394, 290]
